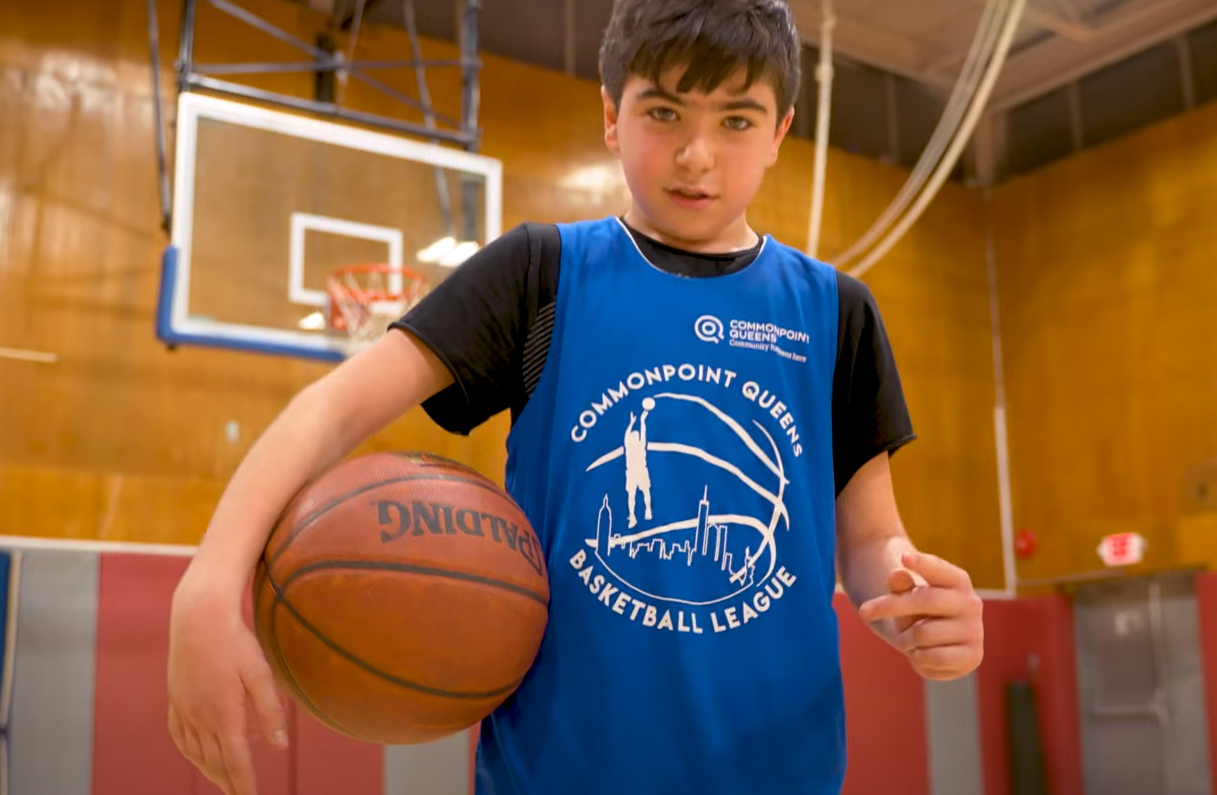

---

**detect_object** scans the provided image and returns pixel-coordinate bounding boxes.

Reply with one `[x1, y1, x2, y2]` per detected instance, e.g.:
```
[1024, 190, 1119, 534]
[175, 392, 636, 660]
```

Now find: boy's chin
[657, 210, 741, 237]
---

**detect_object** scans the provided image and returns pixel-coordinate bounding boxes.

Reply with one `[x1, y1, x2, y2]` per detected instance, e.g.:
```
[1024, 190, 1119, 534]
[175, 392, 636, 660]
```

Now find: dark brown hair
[599, 0, 803, 119]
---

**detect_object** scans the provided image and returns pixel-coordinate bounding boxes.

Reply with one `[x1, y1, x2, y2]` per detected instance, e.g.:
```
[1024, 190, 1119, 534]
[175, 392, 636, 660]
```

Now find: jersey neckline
[611, 216, 773, 281]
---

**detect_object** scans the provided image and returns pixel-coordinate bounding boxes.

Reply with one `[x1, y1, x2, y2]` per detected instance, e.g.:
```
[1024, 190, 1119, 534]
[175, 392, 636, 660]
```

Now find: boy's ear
[768, 107, 795, 166]
[602, 86, 621, 154]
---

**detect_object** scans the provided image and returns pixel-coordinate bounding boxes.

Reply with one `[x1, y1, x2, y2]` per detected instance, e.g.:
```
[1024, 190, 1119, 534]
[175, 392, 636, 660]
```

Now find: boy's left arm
[836, 451, 984, 681]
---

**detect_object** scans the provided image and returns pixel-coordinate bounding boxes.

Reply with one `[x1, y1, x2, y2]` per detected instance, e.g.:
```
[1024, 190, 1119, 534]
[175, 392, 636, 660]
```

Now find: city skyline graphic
[581, 391, 790, 606]
[593, 486, 757, 589]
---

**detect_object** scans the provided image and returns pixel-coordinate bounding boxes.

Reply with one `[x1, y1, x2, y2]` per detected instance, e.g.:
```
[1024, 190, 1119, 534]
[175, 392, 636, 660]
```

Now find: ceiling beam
[790, 4, 957, 89]
[988, 0, 1217, 111]
[1049, 0, 1089, 26]
[336, 0, 391, 31]
[919, 0, 1099, 85]
[958, 0, 1098, 41]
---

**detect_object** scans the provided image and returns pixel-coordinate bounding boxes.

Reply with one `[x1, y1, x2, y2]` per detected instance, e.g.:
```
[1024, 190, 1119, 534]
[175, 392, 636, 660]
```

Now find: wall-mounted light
[417, 236, 480, 268]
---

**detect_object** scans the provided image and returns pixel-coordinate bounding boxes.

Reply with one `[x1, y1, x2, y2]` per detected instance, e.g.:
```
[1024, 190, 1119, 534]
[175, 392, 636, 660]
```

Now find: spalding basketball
[252, 451, 549, 744]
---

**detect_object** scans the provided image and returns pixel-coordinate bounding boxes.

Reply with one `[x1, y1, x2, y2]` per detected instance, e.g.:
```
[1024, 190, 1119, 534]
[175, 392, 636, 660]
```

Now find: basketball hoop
[326, 264, 430, 357]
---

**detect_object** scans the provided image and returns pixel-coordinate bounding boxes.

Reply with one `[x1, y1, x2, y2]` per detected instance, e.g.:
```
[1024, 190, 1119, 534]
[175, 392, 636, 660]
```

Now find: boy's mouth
[667, 187, 716, 207]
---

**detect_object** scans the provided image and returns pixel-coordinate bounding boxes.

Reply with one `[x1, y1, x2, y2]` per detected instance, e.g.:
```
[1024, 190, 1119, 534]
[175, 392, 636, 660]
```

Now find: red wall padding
[93, 554, 200, 795]
[93, 554, 382, 795]
[836, 593, 930, 795]
[89, 553, 1217, 795]
[977, 596, 1082, 795]
[1194, 574, 1217, 794]
[293, 710, 384, 795]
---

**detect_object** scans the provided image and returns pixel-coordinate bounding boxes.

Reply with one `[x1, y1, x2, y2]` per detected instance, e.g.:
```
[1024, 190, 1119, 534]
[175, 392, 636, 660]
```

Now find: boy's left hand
[857, 551, 984, 681]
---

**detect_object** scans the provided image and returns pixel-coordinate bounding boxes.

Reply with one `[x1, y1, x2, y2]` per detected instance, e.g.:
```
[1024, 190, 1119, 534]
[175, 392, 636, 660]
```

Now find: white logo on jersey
[566, 366, 803, 635]
[694, 313, 811, 364]
[694, 315, 724, 343]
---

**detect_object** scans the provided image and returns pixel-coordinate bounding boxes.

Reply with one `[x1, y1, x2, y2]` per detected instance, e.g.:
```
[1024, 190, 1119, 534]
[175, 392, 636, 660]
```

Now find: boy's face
[602, 66, 794, 252]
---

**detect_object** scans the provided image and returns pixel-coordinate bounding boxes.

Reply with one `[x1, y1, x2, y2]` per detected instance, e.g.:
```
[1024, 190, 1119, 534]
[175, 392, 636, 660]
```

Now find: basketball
[251, 451, 549, 744]
[642, 397, 656, 411]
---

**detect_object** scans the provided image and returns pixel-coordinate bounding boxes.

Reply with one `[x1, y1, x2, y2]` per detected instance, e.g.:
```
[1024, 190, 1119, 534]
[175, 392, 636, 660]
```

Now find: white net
[327, 265, 430, 357]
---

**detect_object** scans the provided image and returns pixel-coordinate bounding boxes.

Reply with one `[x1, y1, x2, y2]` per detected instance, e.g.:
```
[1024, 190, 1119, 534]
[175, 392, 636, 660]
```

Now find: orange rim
[325, 264, 430, 331]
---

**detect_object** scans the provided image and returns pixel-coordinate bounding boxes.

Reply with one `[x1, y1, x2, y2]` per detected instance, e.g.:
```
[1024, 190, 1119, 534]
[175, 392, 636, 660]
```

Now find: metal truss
[146, 0, 483, 234]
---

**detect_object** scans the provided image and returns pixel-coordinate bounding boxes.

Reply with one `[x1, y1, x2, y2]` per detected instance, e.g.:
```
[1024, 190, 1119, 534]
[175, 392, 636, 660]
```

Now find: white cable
[340, 0, 367, 90]
[983, 188, 1018, 596]
[0, 347, 58, 363]
[806, 0, 835, 260]
[846, 0, 1027, 280]
[835, 0, 1002, 266]
[834, 0, 1005, 267]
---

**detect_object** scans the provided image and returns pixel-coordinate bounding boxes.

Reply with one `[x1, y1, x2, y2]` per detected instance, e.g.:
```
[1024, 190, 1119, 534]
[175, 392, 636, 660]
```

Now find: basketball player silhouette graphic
[624, 399, 655, 528]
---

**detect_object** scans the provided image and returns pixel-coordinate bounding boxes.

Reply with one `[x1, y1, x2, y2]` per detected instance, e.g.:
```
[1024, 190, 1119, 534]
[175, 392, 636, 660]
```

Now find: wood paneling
[993, 100, 1217, 582]
[0, 0, 1004, 589]
[811, 153, 1003, 588]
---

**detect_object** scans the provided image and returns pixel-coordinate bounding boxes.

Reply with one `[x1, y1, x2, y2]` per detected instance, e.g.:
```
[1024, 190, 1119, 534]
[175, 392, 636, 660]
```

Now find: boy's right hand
[167, 579, 288, 795]
[162, 331, 453, 793]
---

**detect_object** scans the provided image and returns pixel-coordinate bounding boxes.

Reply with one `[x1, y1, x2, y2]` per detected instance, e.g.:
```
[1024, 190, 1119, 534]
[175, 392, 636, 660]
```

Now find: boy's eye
[648, 107, 679, 122]
[724, 116, 753, 131]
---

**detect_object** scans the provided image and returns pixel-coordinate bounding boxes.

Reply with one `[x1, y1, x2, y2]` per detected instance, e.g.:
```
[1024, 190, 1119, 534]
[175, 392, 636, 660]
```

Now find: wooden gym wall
[992, 100, 1217, 585]
[0, 0, 1003, 588]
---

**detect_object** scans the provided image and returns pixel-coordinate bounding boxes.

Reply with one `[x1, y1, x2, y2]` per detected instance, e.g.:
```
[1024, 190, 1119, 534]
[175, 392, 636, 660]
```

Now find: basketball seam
[391, 452, 484, 478]
[281, 559, 550, 607]
[264, 566, 528, 701]
[264, 569, 358, 737]
[270, 471, 530, 566]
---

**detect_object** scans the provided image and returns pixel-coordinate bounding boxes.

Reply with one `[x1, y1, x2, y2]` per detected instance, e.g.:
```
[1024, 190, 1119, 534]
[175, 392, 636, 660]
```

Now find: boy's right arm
[167, 328, 453, 795]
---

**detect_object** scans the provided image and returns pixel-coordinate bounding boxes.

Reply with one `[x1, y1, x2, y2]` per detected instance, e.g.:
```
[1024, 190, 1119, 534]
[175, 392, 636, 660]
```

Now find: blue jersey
[478, 217, 845, 795]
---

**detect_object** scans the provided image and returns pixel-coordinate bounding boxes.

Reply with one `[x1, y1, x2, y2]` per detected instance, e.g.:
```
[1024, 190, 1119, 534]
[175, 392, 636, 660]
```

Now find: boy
[167, 1, 984, 793]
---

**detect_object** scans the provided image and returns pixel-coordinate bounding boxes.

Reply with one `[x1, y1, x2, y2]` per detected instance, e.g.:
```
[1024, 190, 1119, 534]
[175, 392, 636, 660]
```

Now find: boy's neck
[622, 207, 760, 255]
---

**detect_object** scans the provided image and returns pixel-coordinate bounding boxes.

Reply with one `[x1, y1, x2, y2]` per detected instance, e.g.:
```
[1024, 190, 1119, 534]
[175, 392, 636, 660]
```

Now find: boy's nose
[675, 135, 715, 173]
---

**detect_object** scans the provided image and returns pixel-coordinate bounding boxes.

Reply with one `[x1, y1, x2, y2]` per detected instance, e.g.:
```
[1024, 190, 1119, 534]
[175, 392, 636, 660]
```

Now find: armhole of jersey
[514, 222, 562, 420]
[519, 222, 560, 329]
[506, 222, 566, 461]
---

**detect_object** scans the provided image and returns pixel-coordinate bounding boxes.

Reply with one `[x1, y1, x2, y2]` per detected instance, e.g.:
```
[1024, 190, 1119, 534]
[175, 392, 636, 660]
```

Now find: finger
[898, 617, 982, 651]
[177, 717, 206, 770]
[860, 585, 980, 622]
[887, 568, 917, 594]
[244, 661, 289, 750]
[183, 724, 228, 791]
[902, 551, 972, 590]
[168, 705, 190, 760]
[220, 729, 260, 795]
[201, 732, 237, 795]
[910, 644, 983, 679]
[917, 665, 967, 682]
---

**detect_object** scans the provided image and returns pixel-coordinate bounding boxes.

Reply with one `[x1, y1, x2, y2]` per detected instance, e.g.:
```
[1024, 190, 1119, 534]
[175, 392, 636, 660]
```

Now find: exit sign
[1097, 532, 1147, 567]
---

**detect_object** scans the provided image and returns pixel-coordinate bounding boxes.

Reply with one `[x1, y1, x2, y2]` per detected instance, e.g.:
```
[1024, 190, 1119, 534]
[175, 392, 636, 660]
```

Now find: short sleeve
[831, 272, 917, 495]
[389, 224, 535, 435]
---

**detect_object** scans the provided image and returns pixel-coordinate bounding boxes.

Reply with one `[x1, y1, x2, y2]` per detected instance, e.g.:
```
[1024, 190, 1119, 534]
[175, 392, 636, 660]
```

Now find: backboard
[157, 92, 502, 362]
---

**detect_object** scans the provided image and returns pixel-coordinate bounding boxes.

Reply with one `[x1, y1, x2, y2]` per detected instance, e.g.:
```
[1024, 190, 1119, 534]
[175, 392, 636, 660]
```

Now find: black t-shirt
[392, 220, 915, 496]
